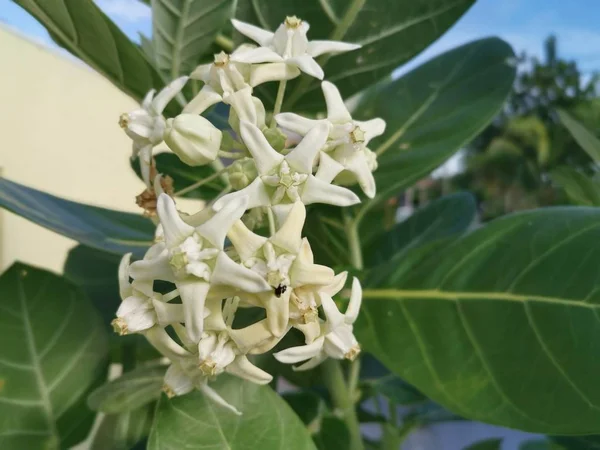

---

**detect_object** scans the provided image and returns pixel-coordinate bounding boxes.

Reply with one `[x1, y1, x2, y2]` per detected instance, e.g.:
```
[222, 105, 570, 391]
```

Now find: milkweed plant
[6, 1, 596, 450]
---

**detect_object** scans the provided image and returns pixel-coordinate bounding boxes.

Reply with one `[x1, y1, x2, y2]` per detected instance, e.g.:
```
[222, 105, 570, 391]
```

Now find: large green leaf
[148, 376, 317, 449]
[12, 0, 163, 101]
[131, 153, 227, 200]
[366, 192, 477, 266]
[356, 207, 600, 434]
[91, 404, 154, 450]
[558, 109, 600, 163]
[152, 0, 236, 78]
[0, 178, 154, 257]
[464, 439, 502, 450]
[0, 263, 108, 449]
[551, 167, 600, 207]
[235, 0, 475, 111]
[355, 37, 516, 212]
[552, 436, 600, 449]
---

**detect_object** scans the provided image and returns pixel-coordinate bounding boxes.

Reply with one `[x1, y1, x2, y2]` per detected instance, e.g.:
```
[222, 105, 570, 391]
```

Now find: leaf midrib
[362, 288, 600, 308]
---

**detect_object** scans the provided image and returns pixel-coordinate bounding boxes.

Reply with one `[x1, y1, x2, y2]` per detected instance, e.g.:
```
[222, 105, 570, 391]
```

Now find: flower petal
[321, 271, 348, 298]
[293, 352, 327, 371]
[200, 383, 242, 415]
[250, 62, 300, 87]
[177, 280, 210, 343]
[157, 194, 195, 247]
[163, 363, 194, 397]
[322, 81, 352, 123]
[290, 240, 335, 288]
[319, 292, 345, 329]
[129, 252, 175, 282]
[203, 298, 227, 331]
[271, 203, 294, 229]
[141, 89, 155, 110]
[151, 76, 188, 115]
[315, 151, 345, 184]
[286, 54, 324, 80]
[275, 113, 324, 136]
[190, 63, 212, 82]
[212, 178, 271, 211]
[301, 175, 360, 207]
[270, 201, 305, 253]
[144, 326, 191, 360]
[240, 121, 284, 175]
[294, 321, 322, 344]
[307, 40, 361, 58]
[263, 290, 290, 337]
[355, 118, 386, 144]
[345, 277, 362, 324]
[226, 355, 272, 385]
[285, 122, 329, 174]
[228, 220, 268, 262]
[152, 299, 185, 326]
[118, 253, 133, 299]
[197, 195, 249, 249]
[346, 151, 376, 198]
[182, 85, 222, 114]
[273, 336, 325, 364]
[231, 19, 274, 47]
[211, 252, 271, 293]
[231, 46, 283, 64]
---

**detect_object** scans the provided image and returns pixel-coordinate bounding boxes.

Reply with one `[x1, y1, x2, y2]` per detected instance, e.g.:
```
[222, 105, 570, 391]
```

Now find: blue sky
[2, 0, 599, 76]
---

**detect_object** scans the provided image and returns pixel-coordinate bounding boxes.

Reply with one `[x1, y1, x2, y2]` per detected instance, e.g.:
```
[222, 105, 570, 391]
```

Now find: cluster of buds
[116, 15, 385, 414]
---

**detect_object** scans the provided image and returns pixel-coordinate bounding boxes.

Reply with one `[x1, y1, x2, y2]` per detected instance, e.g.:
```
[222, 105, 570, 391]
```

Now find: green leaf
[558, 109, 600, 163]
[91, 403, 154, 450]
[355, 37, 516, 210]
[551, 167, 600, 206]
[148, 376, 317, 449]
[521, 440, 565, 450]
[152, 0, 236, 78]
[235, 0, 475, 111]
[552, 436, 600, 449]
[88, 364, 165, 414]
[0, 263, 108, 449]
[366, 192, 477, 266]
[356, 207, 600, 434]
[131, 153, 226, 200]
[283, 391, 325, 429]
[0, 178, 154, 257]
[363, 374, 426, 406]
[313, 417, 351, 450]
[12, 0, 163, 101]
[464, 439, 502, 450]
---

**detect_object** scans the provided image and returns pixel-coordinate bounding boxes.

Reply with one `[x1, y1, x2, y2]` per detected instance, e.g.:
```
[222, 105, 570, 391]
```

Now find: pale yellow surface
[0, 26, 199, 273]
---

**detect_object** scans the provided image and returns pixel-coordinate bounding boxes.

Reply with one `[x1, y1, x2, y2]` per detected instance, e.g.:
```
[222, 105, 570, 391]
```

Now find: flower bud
[263, 127, 287, 152]
[228, 157, 258, 191]
[164, 114, 222, 166]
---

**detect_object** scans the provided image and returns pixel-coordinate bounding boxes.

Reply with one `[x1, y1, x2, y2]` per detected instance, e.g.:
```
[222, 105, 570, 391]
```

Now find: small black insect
[274, 284, 287, 298]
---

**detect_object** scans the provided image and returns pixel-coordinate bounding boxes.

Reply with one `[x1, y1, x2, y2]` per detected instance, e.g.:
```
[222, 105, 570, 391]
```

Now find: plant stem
[344, 210, 364, 270]
[323, 359, 364, 450]
[267, 207, 276, 236]
[215, 33, 234, 52]
[270, 80, 287, 127]
[174, 168, 227, 196]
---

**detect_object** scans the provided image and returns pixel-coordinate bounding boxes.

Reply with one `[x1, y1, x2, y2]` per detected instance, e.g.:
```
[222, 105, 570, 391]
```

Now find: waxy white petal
[322, 81, 352, 123]
[263, 290, 290, 337]
[157, 194, 195, 247]
[275, 113, 324, 136]
[129, 252, 175, 283]
[145, 326, 191, 360]
[274, 336, 325, 364]
[118, 253, 133, 299]
[163, 363, 194, 397]
[320, 292, 345, 329]
[285, 122, 329, 174]
[212, 177, 271, 211]
[301, 175, 360, 207]
[270, 201, 305, 253]
[231, 19, 274, 47]
[200, 383, 241, 415]
[227, 355, 272, 384]
[197, 195, 249, 249]
[151, 76, 188, 115]
[294, 321, 322, 344]
[152, 299, 185, 327]
[141, 89, 155, 110]
[190, 63, 212, 82]
[183, 85, 222, 114]
[211, 252, 271, 293]
[290, 239, 335, 288]
[228, 220, 268, 262]
[250, 62, 300, 87]
[321, 271, 348, 298]
[177, 280, 210, 343]
[315, 151, 345, 184]
[355, 118, 386, 144]
[240, 121, 284, 174]
[345, 277, 362, 324]
[231, 46, 283, 64]
[347, 151, 376, 198]
[287, 54, 324, 79]
[293, 352, 327, 371]
[307, 40, 361, 58]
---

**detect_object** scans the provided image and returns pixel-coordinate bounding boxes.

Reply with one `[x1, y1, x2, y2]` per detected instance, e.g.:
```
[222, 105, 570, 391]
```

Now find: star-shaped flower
[129, 194, 270, 343]
[119, 76, 188, 186]
[212, 121, 359, 211]
[274, 277, 362, 371]
[231, 17, 361, 80]
[277, 81, 386, 198]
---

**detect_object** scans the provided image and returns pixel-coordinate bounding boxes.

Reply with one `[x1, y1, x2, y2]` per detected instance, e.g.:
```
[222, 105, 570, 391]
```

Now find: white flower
[277, 81, 386, 198]
[111, 253, 184, 335]
[212, 121, 360, 211]
[274, 277, 362, 371]
[164, 114, 222, 166]
[119, 76, 188, 186]
[185, 49, 300, 114]
[129, 194, 270, 343]
[225, 86, 267, 133]
[231, 17, 361, 80]
[227, 201, 335, 336]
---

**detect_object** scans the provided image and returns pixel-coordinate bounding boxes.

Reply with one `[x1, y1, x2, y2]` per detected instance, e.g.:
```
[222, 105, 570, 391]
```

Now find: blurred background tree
[442, 35, 600, 219]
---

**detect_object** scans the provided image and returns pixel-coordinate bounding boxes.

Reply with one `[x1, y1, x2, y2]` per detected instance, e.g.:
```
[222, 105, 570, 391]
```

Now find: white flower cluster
[116, 16, 385, 414]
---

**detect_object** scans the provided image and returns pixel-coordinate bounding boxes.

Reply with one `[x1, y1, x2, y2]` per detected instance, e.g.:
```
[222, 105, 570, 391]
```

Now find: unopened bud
[263, 127, 287, 152]
[228, 158, 258, 191]
[164, 114, 222, 166]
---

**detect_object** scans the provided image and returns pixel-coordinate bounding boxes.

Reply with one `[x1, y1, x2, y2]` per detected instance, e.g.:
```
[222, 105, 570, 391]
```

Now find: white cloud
[95, 0, 151, 22]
